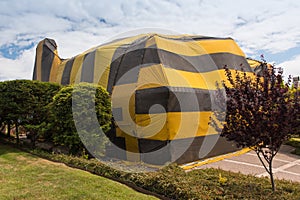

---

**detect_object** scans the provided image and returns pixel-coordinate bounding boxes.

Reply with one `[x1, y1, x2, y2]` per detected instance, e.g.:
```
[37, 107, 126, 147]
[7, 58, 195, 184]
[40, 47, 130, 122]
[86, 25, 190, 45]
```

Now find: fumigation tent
[33, 33, 258, 164]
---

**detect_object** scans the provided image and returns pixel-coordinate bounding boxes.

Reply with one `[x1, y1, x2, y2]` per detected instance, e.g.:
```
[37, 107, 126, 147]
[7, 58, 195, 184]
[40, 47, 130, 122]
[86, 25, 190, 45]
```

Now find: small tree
[211, 64, 299, 191]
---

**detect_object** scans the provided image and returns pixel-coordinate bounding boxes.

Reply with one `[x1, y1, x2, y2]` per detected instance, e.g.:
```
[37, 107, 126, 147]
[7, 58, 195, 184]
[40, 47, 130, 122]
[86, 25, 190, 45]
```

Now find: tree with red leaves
[211, 63, 299, 191]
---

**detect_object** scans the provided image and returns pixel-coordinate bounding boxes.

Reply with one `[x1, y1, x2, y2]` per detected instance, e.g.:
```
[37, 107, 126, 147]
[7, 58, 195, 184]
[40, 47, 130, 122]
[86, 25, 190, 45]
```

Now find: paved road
[195, 145, 300, 183]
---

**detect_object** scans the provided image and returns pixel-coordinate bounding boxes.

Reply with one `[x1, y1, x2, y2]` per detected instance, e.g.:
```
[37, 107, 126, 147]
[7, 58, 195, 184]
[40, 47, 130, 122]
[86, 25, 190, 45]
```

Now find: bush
[45, 83, 112, 155]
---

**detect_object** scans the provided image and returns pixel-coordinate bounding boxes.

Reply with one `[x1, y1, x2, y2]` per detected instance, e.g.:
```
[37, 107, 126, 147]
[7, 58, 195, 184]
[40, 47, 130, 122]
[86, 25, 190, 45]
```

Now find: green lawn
[0, 144, 157, 200]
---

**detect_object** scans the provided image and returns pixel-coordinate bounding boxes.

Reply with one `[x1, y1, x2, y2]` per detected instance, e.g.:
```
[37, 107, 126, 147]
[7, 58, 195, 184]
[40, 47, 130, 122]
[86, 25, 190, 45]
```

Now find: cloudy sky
[0, 0, 299, 81]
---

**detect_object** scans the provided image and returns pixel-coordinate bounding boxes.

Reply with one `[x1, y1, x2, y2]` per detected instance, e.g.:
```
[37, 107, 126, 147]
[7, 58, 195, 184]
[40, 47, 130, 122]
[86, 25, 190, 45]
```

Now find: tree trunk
[256, 150, 276, 192]
[269, 160, 275, 192]
[31, 131, 36, 148]
[16, 124, 19, 144]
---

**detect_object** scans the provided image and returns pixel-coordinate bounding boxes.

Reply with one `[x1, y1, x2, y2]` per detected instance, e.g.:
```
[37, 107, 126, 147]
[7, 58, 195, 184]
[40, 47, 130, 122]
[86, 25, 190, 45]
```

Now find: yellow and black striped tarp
[33, 34, 255, 164]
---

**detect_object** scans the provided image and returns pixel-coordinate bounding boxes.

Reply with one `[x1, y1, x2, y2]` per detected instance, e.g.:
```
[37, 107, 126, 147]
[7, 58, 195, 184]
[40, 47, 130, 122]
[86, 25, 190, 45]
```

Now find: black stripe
[139, 139, 171, 165]
[45, 38, 58, 51]
[32, 55, 38, 80]
[135, 87, 169, 114]
[158, 50, 251, 73]
[107, 37, 153, 93]
[170, 135, 238, 164]
[137, 134, 238, 164]
[81, 51, 96, 82]
[41, 42, 55, 82]
[61, 58, 74, 85]
[188, 36, 233, 41]
[105, 126, 127, 160]
[107, 46, 127, 93]
[135, 87, 218, 114]
[168, 87, 212, 112]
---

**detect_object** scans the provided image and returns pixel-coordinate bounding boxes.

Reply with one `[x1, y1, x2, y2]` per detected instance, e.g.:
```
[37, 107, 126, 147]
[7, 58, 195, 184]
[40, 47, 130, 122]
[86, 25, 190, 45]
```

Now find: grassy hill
[0, 144, 157, 200]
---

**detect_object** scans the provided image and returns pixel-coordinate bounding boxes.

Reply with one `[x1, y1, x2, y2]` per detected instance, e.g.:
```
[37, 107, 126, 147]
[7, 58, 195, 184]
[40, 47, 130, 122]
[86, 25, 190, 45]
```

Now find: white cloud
[0, 48, 34, 80]
[277, 55, 300, 79]
[0, 0, 300, 80]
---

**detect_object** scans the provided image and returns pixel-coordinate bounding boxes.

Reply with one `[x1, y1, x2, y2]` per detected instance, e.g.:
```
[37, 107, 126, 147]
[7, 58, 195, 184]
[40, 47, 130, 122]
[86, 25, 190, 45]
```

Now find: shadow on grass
[0, 135, 24, 156]
[0, 143, 20, 155]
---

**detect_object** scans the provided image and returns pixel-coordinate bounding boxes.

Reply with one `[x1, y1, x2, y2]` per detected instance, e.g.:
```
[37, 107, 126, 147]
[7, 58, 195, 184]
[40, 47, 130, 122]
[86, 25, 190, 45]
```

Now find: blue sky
[0, 0, 299, 81]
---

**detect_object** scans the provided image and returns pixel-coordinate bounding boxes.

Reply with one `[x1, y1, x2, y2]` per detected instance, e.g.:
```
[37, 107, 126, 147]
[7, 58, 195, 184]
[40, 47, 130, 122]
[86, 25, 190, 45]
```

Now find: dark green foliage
[22, 81, 61, 144]
[0, 80, 61, 143]
[211, 64, 300, 191]
[46, 83, 112, 155]
[0, 81, 12, 137]
[0, 80, 112, 156]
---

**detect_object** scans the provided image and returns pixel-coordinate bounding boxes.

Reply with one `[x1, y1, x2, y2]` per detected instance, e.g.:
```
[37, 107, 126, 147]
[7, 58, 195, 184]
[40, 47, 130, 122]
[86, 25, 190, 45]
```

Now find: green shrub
[286, 138, 300, 155]
[46, 83, 112, 155]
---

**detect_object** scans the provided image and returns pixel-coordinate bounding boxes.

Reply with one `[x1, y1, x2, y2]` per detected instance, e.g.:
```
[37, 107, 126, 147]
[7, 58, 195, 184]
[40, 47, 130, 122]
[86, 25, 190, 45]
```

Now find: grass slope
[0, 144, 157, 200]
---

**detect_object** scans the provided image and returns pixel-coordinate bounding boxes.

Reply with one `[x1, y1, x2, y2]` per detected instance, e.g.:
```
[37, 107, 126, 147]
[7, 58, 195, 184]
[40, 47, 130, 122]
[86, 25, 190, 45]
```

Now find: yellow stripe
[124, 134, 140, 162]
[115, 127, 140, 162]
[247, 58, 262, 70]
[197, 39, 245, 57]
[49, 50, 62, 83]
[114, 109, 218, 140]
[136, 64, 169, 89]
[135, 113, 168, 140]
[137, 66, 256, 90]
[94, 46, 122, 88]
[35, 42, 44, 80]
[155, 36, 245, 57]
[55, 60, 67, 84]
[180, 147, 252, 170]
[135, 112, 218, 140]
[69, 54, 85, 84]
[145, 35, 157, 47]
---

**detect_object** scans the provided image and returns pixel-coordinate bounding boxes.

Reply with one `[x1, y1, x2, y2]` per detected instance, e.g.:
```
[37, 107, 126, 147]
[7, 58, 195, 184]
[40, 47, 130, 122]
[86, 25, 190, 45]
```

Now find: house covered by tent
[33, 33, 260, 164]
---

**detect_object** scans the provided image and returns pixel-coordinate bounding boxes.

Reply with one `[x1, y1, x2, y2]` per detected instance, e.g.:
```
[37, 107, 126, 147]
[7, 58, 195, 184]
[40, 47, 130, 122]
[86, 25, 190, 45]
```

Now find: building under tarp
[33, 33, 259, 164]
